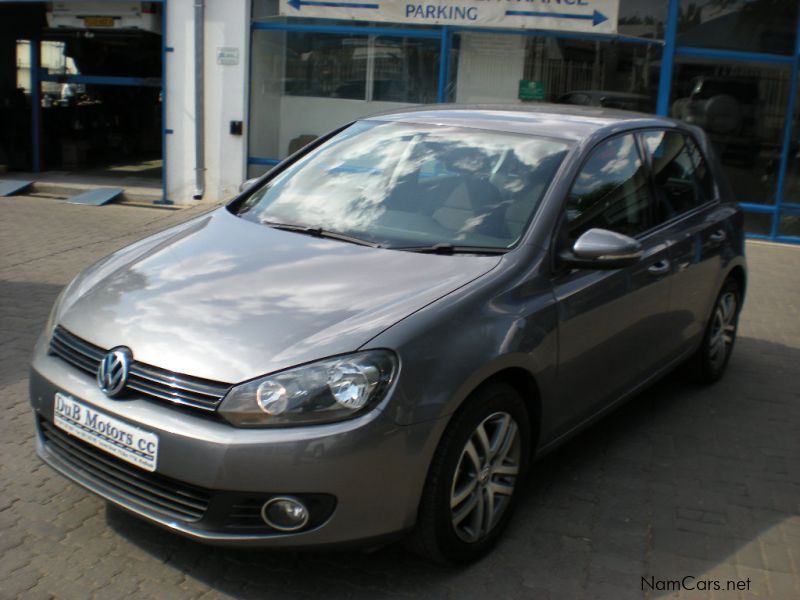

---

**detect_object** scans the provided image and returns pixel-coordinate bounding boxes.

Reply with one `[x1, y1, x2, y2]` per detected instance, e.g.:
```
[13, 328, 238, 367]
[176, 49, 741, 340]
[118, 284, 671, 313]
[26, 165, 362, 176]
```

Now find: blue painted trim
[437, 26, 450, 103]
[674, 46, 794, 65]
[30, 40, 41, 173]
[39, 74, 162, 87]
[656, 0, 679, 116]
[774, 235, 800, 244]
[289, 0, 379, 9]
[448, 25, 662, 46]
[745, 232, 773, 241]
[252, 22, 440, 39]
[739, 203, 776, 214]
[781, 202, 800, 212]
[248, 157, 281, 166]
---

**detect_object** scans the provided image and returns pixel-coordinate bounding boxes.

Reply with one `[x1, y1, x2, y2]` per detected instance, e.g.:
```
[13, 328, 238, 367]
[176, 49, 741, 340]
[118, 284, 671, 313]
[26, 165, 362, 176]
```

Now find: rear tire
[408, 381, 531, 565]
[685, 277, 741, 384]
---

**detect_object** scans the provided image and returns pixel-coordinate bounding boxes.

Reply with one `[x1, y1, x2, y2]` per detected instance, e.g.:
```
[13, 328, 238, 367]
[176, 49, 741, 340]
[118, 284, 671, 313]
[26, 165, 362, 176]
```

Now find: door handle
[709, 230, 727, 244]
[647, 259, 671, 276]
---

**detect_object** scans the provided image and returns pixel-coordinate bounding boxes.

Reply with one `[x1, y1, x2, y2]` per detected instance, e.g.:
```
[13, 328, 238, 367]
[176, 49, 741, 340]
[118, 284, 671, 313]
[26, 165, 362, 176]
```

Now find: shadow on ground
[104, 336, 800, 599]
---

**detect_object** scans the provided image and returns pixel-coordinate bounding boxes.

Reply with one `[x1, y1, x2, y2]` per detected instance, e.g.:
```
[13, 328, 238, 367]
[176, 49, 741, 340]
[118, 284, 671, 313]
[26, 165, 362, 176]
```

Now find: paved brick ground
[1, 195, 798, 600]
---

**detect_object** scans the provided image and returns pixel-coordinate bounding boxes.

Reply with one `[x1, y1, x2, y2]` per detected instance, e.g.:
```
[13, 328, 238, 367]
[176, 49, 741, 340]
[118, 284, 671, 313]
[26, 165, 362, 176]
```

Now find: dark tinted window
[684, 136, 715, 201]
[566, 134, 653, 239]
[641, 131, 716, 221]
[669, 61, 790, 206]
[676, 0, 796, 56]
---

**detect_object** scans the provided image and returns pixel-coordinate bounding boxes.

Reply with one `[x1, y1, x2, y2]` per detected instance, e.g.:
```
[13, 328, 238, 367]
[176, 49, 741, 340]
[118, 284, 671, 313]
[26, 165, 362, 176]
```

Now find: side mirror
[239, 178, 259, 193]
[559, 228, 643, 270]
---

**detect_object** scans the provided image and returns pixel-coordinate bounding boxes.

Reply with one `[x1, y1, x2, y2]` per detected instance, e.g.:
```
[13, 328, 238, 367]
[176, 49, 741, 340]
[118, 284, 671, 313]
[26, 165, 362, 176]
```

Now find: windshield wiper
[260, 220, 382, 248]
[389, 243, 509, 255]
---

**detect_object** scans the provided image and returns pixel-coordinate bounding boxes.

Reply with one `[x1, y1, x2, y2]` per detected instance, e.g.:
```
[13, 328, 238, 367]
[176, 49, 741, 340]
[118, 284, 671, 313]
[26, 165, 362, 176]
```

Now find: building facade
[9, 0, 800, 242]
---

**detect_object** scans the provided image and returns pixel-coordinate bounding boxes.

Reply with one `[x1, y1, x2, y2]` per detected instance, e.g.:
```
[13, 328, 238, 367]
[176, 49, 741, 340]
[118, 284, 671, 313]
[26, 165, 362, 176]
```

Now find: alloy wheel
[450, 411, 521, 543]
[708, 291, 737, 371]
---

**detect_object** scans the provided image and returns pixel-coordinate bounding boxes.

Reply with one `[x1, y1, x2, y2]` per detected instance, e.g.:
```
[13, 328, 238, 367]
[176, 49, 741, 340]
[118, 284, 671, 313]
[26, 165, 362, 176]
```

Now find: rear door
[550, 133, 675, 434]
[639, 129, 730, 358]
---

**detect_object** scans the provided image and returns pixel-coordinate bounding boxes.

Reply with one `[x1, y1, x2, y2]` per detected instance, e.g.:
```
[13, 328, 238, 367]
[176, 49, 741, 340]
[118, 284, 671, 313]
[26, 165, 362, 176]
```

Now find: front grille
[49, 326, 231, 413]
[40, 418, 212, 522]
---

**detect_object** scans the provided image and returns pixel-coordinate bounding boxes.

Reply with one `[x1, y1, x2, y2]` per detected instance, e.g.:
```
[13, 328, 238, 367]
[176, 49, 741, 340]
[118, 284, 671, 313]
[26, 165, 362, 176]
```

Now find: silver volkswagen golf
[30, 105, 746, 564]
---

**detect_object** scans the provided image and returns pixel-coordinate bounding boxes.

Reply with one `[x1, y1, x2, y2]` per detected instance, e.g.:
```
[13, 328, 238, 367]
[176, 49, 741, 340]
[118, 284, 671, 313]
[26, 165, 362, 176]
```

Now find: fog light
[261, 496, 309, 531]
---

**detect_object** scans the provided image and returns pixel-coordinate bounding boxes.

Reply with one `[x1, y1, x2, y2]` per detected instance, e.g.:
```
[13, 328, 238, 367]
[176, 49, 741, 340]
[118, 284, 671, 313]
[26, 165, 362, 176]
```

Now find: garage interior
[0, 2, 163, 190]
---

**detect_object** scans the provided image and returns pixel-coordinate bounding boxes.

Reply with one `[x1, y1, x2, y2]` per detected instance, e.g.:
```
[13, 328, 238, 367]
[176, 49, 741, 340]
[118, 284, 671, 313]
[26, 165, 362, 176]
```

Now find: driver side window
[565, 134, 654, 240]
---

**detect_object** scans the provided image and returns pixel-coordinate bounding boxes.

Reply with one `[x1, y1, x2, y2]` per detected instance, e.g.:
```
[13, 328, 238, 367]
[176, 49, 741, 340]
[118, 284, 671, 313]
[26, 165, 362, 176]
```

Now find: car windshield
[233, 120, 571, 250]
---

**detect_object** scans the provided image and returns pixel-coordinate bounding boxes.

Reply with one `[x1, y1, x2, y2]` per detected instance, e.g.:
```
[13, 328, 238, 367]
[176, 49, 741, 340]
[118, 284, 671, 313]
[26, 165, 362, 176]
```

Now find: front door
[549, 133, 674, 437]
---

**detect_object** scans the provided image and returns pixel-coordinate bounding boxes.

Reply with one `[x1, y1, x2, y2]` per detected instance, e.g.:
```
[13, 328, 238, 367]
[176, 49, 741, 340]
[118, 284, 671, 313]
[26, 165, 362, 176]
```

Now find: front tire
[686, 277, 741, 384]
[408, 381, 531, 565]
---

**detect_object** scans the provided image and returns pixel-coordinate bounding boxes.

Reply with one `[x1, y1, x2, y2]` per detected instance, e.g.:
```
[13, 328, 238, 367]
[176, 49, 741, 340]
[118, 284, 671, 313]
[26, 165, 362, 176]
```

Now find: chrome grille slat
[49, 326, 231, 414]
[126, 376, 220, 411]
[50, 338, 98, 375]
[40, 419, 211, 522]
[129, 363, 229, 398]
[52, 327, 105, 361]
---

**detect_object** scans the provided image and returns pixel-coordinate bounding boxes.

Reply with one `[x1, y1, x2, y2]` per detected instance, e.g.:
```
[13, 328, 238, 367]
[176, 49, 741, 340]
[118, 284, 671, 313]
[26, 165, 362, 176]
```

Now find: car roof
[366, 103, 681, 142]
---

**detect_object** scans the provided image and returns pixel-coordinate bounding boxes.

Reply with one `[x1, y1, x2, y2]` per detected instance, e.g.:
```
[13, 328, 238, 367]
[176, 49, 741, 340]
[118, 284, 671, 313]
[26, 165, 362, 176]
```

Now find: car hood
[58, 208, 501, 383]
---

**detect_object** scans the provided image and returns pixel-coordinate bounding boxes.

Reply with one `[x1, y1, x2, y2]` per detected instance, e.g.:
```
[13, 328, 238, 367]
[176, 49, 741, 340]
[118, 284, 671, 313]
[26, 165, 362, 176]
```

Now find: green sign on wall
[519, 80, 546, 102]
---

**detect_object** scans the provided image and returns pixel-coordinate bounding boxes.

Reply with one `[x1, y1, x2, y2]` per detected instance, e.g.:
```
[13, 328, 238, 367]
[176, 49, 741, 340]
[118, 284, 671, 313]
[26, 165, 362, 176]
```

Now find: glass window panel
[566, 134, 654, 239]
[744, 212, 773, 236]
[782, 91, 800, 206]
[619, 0, 667, 40]
[371, 37, 439, 104]
[248, 30, 439, 161]
[677, 0, 797, 56]
[778, 212, 800, 237]
[670, 59, 791, 205]
[252, 0, 279, 20]
[451, 33, 660, 112]
[641, 130, 716, 220]
[284, 33, 368, 100]
[248, 164, 271, 179]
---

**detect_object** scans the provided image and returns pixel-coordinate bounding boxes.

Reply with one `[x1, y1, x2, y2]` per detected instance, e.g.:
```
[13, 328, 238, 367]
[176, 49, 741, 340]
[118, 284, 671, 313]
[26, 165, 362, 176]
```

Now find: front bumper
[30, 344, 447, 547]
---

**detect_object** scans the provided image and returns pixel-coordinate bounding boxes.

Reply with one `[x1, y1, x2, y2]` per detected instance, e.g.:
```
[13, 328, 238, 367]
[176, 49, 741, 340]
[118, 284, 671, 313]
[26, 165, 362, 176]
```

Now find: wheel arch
[480, 367, 542, 455]
[439, 362, 544, 458]
[726, 264, 747, 300]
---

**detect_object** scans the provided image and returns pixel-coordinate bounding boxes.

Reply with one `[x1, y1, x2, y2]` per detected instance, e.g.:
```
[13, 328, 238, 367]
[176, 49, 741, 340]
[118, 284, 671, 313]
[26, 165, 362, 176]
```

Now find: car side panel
[363, 252, 561, 437]
[549, 226, 674, 439]
[665, 202, 743, 356]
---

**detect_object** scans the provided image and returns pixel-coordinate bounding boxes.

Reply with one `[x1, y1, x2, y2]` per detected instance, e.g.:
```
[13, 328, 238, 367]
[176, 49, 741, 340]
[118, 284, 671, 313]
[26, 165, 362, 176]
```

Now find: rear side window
[641, 130, 716, 221]
[684, 136, 715, 201]
[565, 134, 653, 240]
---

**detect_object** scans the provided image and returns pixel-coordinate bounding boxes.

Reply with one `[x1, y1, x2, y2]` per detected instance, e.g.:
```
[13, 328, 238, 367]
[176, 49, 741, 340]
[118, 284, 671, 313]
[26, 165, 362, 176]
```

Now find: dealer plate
[84, 16, 115, 27]
[53, 392, 158, 472]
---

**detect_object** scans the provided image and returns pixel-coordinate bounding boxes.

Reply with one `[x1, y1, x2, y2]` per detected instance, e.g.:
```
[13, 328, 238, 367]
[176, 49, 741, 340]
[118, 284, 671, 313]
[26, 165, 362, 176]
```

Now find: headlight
[218, 350, 397, 427]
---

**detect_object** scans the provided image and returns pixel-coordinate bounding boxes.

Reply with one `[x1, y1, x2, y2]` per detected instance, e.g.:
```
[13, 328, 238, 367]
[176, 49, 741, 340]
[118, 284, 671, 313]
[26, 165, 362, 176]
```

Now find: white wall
[455, 33, 526, 104]
[165, 0, 249, 204]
